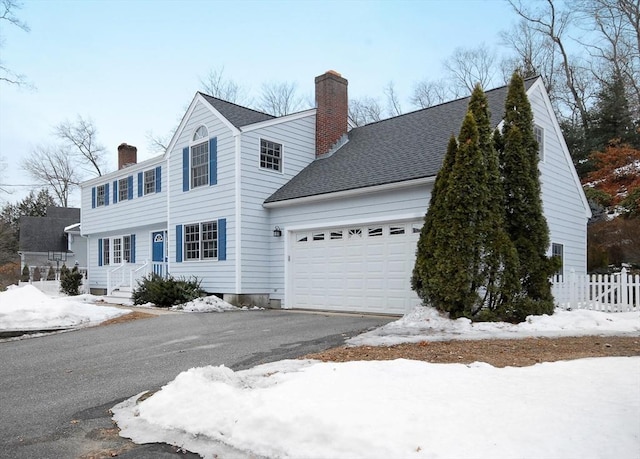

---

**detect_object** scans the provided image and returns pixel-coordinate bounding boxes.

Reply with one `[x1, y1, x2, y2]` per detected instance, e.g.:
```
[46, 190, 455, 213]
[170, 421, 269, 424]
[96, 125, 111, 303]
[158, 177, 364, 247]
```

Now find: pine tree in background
[498, 72, 557, 319]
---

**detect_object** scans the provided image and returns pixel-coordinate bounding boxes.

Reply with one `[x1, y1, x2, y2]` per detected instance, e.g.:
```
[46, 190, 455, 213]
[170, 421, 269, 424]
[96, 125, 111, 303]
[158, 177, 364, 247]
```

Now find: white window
[118, 178, 129, 201]
[144, 169, 156, 195]
[534, 125, 544, 161]
[96, 184, 106, 207]
[390, 226, 405, 235]
[552, 243, 563, 277]
[113, 238, 122, 264]
[191, 141, 209, 188]
[312, 232, 325, 241]
[103, 238, 110, 265]
[260, 139, 282, 172]
[184, 221, 218, 260]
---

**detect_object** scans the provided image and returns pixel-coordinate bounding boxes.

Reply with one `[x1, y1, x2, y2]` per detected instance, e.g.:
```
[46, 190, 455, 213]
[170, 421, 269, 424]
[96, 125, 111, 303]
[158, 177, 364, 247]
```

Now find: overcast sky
[0, 0, 517, 206]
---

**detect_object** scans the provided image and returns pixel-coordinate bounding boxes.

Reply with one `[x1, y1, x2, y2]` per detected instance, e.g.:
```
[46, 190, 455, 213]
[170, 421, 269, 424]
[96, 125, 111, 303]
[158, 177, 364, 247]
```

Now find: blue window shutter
[112, 180, 118, 204]
[131, 234, 136, 263]
[209, 137, 217, 186]
[105, 183, 110, 206]
[98, 239, 103, 266]
[182, 147, 189, 191]
[92, 187, 96, 208]
[128, 176, 133, 200]
[137, 172, 143, 197]
[155, 166, 162, 193]
[218, 218, 226, 261]
[176, 225, 183, 262]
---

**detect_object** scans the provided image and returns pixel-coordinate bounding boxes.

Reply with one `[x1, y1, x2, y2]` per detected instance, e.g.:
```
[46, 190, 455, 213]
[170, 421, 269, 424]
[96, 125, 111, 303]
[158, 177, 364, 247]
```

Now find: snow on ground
[171, 295, 238, 312]
[113, 306, 640, 459]
[0, 284, 130, 332]
[349, 306, 640, 346]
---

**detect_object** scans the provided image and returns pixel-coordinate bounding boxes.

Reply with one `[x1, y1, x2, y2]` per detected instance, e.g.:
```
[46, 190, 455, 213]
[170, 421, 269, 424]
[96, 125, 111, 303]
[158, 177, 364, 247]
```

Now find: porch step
[110, 288, 132, 298]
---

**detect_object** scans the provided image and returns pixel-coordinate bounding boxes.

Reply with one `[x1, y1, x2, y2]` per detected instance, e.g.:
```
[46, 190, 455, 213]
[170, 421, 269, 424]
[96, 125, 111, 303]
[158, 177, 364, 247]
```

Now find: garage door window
[330, 230, 343, 240]
[390, 226, 405, 235]
[312, 232, 325, 241]
[348, 228, 362, 238]
[297, 235, 308, 242]
[368, 227, 383, 237]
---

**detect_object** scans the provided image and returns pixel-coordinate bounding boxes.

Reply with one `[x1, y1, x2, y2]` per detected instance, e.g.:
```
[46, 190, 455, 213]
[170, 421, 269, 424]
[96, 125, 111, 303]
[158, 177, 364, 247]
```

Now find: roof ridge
[355, 75, 540, 129]
[197, 92, 275, 119]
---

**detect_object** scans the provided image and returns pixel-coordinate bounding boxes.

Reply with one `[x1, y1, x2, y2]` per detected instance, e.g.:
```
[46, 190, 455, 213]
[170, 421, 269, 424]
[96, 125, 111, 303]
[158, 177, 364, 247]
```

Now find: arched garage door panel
[290, 221, 423, 314]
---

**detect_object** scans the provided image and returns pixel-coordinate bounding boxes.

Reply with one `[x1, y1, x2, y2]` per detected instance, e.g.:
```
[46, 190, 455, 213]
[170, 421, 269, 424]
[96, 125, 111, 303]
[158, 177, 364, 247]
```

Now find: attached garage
[289, 220, 423, 315]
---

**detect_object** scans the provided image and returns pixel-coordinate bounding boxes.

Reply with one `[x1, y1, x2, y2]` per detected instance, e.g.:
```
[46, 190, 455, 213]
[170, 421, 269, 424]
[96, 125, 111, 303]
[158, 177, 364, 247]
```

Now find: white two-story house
[80, 70, 591, 315]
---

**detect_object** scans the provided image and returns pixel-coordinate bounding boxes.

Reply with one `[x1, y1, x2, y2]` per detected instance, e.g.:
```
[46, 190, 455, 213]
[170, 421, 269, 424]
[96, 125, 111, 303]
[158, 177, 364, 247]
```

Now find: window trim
[534, 124, 545, 162]
[102, 235, 133, 266]
[259, 138, 283, 173]
[118, 178, 129, 202]
[96, 184, 106, 207]
[144, 169, 156, 195]
[190, 140, 210, 189]
[184, 221, 218, 261]
[552, 242, 563, 278]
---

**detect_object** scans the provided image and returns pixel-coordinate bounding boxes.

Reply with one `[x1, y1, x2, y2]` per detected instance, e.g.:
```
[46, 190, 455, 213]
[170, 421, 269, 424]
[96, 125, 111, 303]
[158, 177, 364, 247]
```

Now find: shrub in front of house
[32, 266, 41, 281]
[132, 274, 204, 308]
[21, 264, 30, 282]
[60, 266, 83, 296]
[47, 265, 56, 281]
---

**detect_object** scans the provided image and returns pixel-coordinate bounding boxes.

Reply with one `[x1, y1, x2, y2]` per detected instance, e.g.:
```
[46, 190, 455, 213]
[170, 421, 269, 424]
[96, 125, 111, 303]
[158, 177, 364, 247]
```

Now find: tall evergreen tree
[467, 85, 519, 314]
[412, 136, 457, 301]
[497, 72, 556, 318]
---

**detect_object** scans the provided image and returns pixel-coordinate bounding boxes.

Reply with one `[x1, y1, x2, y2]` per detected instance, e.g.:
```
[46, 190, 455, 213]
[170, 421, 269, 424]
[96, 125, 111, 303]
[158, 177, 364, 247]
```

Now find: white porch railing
[552, 268, 639, 312]
[107, 261, 168, 296]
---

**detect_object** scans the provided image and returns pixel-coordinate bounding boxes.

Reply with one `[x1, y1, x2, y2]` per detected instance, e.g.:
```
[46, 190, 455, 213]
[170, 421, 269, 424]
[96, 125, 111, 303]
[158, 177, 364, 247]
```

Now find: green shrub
[60, 266, 83, 296]
[132, 274, 204, 307]
[21, 265, 30, 282]
[47, 265, 56, 280]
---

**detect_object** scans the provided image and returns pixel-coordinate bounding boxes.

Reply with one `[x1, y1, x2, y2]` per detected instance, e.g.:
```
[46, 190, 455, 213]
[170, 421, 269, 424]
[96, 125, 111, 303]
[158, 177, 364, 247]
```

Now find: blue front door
[152, 231, 165, 275]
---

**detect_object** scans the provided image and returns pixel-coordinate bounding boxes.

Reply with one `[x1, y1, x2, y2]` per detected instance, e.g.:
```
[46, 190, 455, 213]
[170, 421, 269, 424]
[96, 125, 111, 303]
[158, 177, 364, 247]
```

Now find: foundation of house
[223, 294, 274, 309]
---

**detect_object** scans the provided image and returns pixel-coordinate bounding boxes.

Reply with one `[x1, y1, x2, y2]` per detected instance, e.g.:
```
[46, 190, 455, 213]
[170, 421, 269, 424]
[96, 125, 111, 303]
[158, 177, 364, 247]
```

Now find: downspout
[166, 152, 172, 276]
[234, 132, 242, 294]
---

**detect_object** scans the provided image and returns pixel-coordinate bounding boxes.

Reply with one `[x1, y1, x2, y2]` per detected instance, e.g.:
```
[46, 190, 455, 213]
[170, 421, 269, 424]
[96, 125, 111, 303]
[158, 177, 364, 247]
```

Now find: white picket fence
[552, 268, 639, 312]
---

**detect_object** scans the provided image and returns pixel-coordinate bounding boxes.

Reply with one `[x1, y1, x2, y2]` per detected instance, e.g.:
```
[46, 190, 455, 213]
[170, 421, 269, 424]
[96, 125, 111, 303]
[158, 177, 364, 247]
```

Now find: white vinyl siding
[167, 99, 236, 293]
[239, 113, 316, 294]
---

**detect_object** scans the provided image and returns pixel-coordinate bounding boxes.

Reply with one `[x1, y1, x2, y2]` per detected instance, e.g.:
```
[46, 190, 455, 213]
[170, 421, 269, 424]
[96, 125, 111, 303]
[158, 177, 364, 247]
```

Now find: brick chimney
[315, 70, 348, 157]
[118, 143, 137, 169]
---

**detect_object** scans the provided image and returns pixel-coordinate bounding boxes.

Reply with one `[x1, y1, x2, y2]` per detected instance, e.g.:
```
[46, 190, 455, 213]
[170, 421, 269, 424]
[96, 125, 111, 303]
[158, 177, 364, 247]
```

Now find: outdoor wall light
[273, 226, 282, 237]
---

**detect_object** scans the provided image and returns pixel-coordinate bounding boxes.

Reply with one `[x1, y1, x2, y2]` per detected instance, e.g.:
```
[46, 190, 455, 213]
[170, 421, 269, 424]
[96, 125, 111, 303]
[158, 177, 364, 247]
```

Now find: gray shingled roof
[199, 93, 275, 128]
[265, 78, 538, 204]
[18, 207, 80, 253]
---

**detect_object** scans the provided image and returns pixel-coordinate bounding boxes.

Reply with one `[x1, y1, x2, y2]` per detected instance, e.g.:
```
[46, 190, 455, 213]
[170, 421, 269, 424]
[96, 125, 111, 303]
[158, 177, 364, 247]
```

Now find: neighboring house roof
[199, 93, 275, 128]
[18, 207, 80, 253]
[265, 78, 537, 204]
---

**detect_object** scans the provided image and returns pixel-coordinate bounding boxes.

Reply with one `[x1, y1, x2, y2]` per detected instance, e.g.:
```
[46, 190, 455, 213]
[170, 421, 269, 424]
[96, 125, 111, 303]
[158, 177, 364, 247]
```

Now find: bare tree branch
[199, 66, 247, 103]
[54, 116, 106, 176]
[256, 81, 305, 116]
[443, 44, 497, 93]
[348, 97, 384, 126]
[21, 146, 79, 207]
[0, 0, 30, 87]
[384, 81, 403, 117]
[411, 79, 451, 109]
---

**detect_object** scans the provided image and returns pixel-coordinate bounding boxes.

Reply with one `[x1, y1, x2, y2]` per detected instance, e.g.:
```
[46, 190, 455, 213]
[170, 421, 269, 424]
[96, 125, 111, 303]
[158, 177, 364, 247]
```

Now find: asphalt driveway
[0, 308, 392, 458]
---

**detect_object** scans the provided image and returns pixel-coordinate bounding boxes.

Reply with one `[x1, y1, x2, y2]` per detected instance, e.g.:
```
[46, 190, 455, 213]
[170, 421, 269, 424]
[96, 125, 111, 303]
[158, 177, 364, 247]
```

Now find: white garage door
[290, 220, 423, 315]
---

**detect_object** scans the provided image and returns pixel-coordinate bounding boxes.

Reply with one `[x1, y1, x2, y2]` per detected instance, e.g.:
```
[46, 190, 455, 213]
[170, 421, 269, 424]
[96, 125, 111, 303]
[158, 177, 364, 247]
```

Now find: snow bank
[171, 295, 237, 312]
[0, 284, 130, 331]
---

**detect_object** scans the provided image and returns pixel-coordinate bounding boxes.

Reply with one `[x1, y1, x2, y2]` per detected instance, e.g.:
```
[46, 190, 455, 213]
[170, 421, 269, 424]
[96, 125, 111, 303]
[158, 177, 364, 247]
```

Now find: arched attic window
[193, 125, 208, 141]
